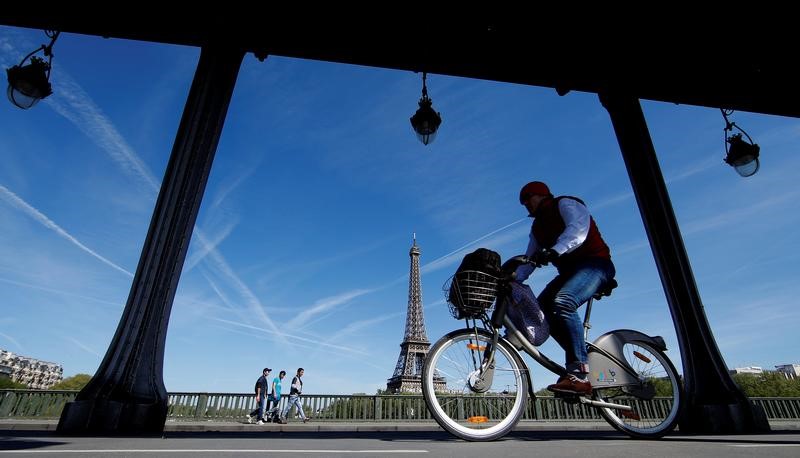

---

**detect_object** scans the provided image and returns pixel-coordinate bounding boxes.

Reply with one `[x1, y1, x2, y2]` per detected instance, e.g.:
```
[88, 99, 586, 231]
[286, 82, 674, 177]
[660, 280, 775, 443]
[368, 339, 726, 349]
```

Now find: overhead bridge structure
[1, 14, 793, 435]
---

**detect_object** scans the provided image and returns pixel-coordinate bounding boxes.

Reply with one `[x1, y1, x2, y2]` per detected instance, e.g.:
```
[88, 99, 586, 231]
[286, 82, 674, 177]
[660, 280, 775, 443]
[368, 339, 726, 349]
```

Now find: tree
[534, 387, 551, 397]
[0, 378, 27, 389]
[732, 372, 800, 397]
[650, 377, 676, 397]
[49, 374, 92, 391]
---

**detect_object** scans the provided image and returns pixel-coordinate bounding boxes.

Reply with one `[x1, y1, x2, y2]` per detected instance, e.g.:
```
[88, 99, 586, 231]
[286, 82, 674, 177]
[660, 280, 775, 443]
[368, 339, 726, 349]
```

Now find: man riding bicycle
[516, 181, 616, 395]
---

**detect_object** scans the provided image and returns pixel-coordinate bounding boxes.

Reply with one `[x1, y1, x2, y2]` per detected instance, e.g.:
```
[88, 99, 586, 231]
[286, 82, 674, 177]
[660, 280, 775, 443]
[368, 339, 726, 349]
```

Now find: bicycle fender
[593, 329, 667, 352]
[587, 329, 667, 388]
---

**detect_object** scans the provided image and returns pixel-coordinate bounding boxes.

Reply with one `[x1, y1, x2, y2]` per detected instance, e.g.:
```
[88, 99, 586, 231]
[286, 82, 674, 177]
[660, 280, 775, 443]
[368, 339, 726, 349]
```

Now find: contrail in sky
[0, 185, 134, 277]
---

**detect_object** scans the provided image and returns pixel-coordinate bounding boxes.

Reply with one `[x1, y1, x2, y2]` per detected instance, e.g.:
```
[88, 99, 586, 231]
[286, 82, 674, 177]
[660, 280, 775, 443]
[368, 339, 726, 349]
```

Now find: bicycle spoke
[423, 329, 528, 441]
[593, 341, 681, 438]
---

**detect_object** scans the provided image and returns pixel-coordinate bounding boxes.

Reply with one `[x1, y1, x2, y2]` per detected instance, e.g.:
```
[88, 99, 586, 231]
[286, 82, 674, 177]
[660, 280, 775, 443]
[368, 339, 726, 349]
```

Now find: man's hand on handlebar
[531, 248, 559, 267]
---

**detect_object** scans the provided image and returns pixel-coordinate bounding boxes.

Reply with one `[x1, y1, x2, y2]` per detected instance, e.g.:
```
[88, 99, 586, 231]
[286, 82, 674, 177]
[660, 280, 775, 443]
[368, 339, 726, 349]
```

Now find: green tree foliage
[733, 372, 800, 397]
[0, 377, 28, 389]
[534, 387, 551, 397]
[319, 396, 374, 419]
[49, 374, 92, 391]
[650, 377, 676, 397]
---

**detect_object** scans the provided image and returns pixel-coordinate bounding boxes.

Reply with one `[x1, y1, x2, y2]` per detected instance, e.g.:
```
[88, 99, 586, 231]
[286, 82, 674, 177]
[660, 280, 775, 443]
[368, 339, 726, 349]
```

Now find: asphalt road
[2, 429, 800, 457]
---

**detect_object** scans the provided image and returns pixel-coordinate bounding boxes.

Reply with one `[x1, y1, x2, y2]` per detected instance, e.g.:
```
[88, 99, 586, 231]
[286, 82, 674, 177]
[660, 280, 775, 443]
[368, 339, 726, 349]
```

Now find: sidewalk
[2, 419, 799, 433]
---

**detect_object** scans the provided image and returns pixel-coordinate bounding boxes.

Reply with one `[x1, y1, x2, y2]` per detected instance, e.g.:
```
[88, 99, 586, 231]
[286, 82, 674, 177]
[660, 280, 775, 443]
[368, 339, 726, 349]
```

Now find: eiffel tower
[387, 235, 445, 393]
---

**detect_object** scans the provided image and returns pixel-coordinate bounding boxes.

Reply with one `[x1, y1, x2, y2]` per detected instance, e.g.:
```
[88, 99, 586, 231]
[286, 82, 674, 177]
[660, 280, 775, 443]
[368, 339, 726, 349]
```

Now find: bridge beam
[599, 92, 769, 433]
[57, 45, 245, 434]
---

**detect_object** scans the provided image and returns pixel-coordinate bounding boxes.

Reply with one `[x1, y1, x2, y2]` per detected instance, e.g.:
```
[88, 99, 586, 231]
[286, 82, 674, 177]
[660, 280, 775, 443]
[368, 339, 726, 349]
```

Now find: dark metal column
[58, 45, 245, 434]
[599, 93, 769, 433]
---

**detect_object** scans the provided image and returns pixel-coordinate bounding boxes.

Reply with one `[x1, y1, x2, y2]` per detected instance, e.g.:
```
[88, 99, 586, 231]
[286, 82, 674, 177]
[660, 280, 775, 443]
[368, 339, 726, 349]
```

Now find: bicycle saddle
[592, 278, 618, 300]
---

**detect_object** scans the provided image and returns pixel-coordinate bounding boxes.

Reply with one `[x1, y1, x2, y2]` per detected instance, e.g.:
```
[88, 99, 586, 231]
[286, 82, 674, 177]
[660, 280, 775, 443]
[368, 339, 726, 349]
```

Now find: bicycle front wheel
[422, 329, 528, 441]
[593, 340, 682, 438]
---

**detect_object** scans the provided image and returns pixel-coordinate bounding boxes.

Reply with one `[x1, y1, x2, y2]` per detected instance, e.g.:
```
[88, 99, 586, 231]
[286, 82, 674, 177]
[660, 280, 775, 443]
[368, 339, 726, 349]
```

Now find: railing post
[374, 396, 382, 420]
[0, 391, 16, 417]
[194, 394, 208, 420]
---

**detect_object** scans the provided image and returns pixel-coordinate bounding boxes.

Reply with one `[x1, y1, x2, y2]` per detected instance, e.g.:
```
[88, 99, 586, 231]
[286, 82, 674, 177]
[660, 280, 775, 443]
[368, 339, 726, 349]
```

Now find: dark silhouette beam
[2, 17, 799, 118]
[57, 45, 245, 434]
[599, 92, 770, 433]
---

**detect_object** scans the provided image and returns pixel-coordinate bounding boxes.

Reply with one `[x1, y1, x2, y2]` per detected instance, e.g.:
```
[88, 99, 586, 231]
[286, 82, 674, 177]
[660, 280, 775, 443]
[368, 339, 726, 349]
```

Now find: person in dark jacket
[246, 367, 271, 424]
[516, 181, 615, 396]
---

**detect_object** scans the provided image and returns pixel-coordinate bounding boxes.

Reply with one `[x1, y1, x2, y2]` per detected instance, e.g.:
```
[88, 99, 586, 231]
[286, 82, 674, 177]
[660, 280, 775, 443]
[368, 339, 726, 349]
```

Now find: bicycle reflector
[621, 410, 641, 420]
[466, 343, 486, 351]
[467, 416, 489, 423]
[633, 351, 652, 363]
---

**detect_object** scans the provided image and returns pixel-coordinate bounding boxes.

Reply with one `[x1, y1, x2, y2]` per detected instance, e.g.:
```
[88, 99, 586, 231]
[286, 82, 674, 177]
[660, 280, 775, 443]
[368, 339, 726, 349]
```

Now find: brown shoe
[547, 374, 592, 396]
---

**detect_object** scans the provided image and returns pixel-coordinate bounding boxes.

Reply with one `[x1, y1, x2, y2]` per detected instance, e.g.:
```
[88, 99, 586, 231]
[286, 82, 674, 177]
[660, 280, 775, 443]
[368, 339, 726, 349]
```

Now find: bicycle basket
[443, 270, 499, 319]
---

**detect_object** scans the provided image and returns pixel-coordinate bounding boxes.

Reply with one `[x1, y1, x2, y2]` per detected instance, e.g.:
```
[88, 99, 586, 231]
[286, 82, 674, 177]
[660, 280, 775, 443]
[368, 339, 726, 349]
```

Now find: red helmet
[519, 181, 552, 204]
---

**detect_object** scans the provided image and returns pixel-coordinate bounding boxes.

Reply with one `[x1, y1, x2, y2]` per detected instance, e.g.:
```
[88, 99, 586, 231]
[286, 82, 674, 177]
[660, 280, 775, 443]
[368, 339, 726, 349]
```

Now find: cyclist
[516, 181, 615, 395]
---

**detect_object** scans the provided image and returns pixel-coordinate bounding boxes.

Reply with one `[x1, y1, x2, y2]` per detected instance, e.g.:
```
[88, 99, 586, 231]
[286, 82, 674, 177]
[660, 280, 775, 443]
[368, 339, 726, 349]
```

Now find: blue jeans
[281, 395, 306, 420]
[538, 257, 615, 375]
[249, 395, 267, 421]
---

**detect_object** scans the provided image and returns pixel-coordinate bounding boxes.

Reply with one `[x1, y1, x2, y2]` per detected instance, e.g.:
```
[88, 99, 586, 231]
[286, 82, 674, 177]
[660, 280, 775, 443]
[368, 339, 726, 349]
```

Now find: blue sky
[1, 26, 799, 395]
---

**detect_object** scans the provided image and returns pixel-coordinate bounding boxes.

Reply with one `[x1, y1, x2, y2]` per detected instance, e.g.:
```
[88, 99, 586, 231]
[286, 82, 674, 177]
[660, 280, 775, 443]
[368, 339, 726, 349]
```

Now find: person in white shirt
[517, 181, 616, 396]
[279, 368, 309, 423]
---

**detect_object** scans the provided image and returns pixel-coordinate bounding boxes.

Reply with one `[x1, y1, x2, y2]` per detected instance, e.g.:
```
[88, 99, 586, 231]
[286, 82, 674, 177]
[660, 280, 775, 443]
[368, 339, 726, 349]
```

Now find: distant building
[775, 364, 800, 380]
[0, 349, 63, 389]
[729, 366, 763, 375]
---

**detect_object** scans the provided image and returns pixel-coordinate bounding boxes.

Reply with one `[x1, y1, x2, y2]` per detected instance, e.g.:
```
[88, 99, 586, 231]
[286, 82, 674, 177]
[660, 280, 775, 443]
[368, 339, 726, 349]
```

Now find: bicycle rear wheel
[593, 340, 682, 438]
[422, 329, 528, 441]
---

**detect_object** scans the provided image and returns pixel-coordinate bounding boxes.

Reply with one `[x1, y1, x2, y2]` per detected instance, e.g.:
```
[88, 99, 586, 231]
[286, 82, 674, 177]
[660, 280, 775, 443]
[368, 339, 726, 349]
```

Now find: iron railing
[1, 389, 799, 422]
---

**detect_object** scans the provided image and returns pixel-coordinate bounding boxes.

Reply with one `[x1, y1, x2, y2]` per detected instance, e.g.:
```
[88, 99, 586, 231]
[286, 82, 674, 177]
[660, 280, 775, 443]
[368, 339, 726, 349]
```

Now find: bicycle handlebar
[500, 254, 544, 279]
[490, 255, 534, 328]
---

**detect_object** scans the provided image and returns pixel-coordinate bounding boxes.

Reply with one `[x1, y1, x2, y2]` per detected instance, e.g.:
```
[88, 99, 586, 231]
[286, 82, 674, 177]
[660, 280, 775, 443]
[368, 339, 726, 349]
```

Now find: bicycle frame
[468, 291, 660, 412]
[430, 257, 682, 440]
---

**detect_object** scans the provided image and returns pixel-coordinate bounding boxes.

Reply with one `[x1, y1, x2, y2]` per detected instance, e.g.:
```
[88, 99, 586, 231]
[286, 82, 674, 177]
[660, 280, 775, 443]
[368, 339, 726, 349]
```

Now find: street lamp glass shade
[6, 58, 53, 109]
[732, 158, 759, 177]
[410, 97, 442, 145]
[725, 134, 760, 177]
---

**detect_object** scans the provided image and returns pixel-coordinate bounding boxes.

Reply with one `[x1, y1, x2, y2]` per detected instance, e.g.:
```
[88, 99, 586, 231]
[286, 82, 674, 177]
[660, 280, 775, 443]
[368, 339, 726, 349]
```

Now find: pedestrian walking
[246, 367, 271, 424]
[279, 368, 309, 423]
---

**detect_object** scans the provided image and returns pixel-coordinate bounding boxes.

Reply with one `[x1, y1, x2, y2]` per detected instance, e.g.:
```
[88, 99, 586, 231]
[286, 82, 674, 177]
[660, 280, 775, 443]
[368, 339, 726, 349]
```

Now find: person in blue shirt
[265, 370, 285, 422]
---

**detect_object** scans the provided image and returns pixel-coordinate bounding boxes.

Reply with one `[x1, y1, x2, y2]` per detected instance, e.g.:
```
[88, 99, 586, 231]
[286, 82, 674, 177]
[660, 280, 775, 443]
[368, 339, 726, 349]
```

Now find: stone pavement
[1, 419, 799, 433]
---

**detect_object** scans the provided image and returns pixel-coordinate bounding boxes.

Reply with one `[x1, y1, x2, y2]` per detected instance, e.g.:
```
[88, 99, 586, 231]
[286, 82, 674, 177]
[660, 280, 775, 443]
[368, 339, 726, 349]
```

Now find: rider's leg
[540, 258, 615, 393]
[538, 276, 570, 359]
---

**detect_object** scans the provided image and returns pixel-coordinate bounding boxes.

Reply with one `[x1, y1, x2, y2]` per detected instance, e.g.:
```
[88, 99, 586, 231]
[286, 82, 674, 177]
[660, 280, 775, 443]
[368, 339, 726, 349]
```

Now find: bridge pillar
[599, 93, 769, 433]
[57, 45, 245, 434]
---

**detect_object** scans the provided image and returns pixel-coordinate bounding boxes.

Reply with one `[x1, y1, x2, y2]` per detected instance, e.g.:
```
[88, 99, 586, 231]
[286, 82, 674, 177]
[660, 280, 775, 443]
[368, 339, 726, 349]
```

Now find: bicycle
[421, 254, 683, 441]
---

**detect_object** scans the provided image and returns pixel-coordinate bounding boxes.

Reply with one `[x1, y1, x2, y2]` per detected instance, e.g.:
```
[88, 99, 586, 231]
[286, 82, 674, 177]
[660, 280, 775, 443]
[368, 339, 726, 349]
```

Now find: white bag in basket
[504, 281, 549, 346]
